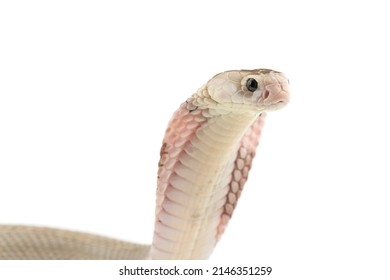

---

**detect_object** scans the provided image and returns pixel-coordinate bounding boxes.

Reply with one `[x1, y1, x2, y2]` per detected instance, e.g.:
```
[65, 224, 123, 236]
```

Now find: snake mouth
[265, 100, 289, 111]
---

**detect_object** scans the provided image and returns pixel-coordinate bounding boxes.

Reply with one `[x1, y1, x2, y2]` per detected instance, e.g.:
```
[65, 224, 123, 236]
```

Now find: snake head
[204, 69, 290, 112]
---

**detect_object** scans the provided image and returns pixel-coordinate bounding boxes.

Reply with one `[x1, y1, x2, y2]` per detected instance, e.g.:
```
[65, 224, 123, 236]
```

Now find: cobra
[0, 69, 290, 260]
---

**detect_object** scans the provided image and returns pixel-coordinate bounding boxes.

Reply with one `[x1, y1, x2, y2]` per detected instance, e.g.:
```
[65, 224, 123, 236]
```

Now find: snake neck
[150, 93, 260, 259]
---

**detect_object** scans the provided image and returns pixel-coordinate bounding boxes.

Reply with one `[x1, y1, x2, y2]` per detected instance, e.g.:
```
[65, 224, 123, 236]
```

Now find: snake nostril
[263, 89, 270, 100]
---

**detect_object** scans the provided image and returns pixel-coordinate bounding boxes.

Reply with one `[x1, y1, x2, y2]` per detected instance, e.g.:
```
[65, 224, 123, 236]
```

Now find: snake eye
[246, 78, 258, 92]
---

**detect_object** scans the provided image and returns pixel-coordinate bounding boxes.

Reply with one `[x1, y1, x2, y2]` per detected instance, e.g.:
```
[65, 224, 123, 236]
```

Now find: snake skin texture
[0, 69, 289, 260]
[0, 226, 149, 260]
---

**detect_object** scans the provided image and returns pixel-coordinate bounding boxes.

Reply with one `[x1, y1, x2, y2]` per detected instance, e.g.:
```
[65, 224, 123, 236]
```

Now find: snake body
[0, 69, 289, 259]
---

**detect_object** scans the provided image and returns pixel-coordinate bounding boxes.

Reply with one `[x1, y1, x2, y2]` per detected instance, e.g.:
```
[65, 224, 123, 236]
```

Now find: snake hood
[151, 69, 290, 259]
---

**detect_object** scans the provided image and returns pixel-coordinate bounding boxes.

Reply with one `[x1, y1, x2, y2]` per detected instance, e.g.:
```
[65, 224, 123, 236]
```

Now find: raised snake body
[0, 69, 289, 260]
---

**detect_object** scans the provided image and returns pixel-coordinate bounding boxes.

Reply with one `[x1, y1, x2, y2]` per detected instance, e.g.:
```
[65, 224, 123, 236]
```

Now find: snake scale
[0, 69, 290, 260]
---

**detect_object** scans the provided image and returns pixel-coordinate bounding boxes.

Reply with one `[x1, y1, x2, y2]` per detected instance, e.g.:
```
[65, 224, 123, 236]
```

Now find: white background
[0, 0, 389, 279]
